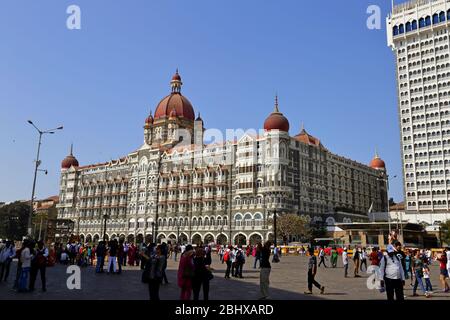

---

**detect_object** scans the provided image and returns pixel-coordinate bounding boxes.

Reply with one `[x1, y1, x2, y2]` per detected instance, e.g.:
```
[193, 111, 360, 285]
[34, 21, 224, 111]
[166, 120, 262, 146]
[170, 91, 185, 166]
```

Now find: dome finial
[70, 143, 73, 156]
[274, 94, 280, 113]
[375, 147, 379, 158]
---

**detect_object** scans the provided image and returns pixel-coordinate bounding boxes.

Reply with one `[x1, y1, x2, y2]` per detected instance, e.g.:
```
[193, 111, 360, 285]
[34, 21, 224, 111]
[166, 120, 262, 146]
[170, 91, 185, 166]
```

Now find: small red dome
[61, 155, 79, 169]
[172, 72, 181, 81]
[370, 156, 386, 170]
[145, 114, 153, 125]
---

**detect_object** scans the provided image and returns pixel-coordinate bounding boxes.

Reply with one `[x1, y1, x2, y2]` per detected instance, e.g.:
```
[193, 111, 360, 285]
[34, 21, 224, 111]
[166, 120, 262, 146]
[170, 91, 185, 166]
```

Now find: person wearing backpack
[379, 244, 405, 301]
[224, 245, 232, 279]
[29, 240, 48, 292]
[234, 246, 245, 278]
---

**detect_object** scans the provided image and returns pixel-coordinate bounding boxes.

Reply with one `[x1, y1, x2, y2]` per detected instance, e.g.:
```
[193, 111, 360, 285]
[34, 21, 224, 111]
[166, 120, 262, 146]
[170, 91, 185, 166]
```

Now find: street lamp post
[177, 220, 180, 245]
[103, 214, 108, 241]
[27, 120, 63, 238]
[151, 222, 155, 243]
[273, 210, 277, 248]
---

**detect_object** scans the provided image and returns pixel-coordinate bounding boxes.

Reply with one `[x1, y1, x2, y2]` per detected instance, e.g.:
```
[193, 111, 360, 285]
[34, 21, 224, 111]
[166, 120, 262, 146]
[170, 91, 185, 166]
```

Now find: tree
[440, 220, 450, 246]
[269, 214, 311, 245]
[0, 201, 29, 240]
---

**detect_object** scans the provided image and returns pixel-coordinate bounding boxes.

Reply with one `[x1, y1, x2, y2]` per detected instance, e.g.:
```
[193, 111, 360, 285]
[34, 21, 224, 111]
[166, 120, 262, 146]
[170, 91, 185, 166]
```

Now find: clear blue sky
[0, 0, 403, 203]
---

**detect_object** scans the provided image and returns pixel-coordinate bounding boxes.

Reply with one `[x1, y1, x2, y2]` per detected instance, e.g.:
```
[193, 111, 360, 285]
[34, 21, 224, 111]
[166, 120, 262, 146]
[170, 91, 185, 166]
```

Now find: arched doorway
[234, 233, 247, 246]
[249, 233, 262, 245]
[192, 234, 202, 246]
[136, 234, 144, 245]
[79, 234, 85, 243]
[168, 234, 177, 245]
[93, 234, 100, 244]
[204, 234, 214, 245]
[119, 234, 126, 242]
[111, 234, 117, 240]
[179, 233, 188, 245]
[145, 234, 152, 244]
[216, 234, 228, 245]
[127, 234, 135, 243]
[103, 234, 109, 242]
[157, 234, 166, 244]
[86, 234, 92, 243]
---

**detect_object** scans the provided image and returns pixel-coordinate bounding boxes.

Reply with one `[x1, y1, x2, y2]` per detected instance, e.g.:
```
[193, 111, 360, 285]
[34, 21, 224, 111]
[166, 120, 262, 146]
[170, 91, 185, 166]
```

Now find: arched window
[433, 13, 439, 24]
[448, 9, 450, 20]
[419, 18, 425, 28]
[425, 16, 431, 26]
[399, 24, 404, 34]
[393, 26, 399, 36]
[412, 20, 417, 30]
[406, 22, 412, 32]
[234, 214, 242, 227]
[440, 11, 446, 22]
[244, 213, 252, 226]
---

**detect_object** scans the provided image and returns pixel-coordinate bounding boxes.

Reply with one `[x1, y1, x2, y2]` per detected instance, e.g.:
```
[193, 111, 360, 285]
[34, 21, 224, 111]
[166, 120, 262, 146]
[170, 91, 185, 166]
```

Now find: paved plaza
[1, 255, 449, 300]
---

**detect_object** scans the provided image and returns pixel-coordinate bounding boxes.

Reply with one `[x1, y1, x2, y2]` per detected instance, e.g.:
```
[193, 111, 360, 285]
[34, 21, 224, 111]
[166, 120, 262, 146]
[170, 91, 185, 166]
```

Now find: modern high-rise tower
[388, 0, 450, 223]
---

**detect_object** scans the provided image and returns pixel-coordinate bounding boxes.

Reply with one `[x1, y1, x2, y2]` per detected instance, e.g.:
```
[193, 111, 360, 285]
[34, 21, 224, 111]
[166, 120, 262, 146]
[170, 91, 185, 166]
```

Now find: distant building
[32, 196, 59, 243]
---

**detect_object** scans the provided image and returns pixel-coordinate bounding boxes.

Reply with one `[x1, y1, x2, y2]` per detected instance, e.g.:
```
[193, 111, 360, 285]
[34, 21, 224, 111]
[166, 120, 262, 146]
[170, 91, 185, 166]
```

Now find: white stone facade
[388, 0, 450, 222]
[57, 74, 388, 245]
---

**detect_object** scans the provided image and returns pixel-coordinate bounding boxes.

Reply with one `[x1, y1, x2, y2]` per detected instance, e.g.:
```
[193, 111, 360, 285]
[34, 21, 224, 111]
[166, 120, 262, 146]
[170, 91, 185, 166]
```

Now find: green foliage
[440, 220, 450, 246]
[0, 201, 29, 240]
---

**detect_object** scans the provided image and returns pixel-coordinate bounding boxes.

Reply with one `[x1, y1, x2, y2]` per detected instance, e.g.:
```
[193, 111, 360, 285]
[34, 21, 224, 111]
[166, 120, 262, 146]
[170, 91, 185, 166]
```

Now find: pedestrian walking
[304, 247, 325, 295]
[343, 247, 349, 278]
[259, 241, 272, 300]
[192, 247, 212, 301]
[224, 245, 233, 279]
[0, 240, 16, 282]
[18, 240, 34, 292]
[160, 242, 169, 285]
[437, 249, 449, 292]
[353, 247, 361, 277]
[178, 244, 194, 300]
[379, 244, 405, 301]
[412, 249, 430, 298]
[360, 247, 367, 272]
[95, 241, 106, 273]
[318, 247, 327, 268]
[234, 246, 245, 278]
[107, 239, 118, 274]
[29, 240, 48, 292]
[142, 244, 164, 300]
[423, 263, 433, 293]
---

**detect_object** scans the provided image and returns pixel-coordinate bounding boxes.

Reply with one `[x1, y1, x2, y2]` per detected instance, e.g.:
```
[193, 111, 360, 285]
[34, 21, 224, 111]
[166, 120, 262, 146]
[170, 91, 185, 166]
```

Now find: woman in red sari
[177, 244, 194, 300]
[128, 243, 136, 266]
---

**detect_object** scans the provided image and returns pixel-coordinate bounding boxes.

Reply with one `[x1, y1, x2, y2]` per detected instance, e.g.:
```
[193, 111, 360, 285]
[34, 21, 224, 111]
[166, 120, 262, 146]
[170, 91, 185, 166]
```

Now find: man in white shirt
[379, 244, 405, 301]
[342, 248, 349, 278]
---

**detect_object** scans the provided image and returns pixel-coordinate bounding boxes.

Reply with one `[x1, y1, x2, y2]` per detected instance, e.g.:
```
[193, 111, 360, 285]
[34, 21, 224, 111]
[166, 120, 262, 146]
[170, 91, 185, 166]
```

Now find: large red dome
[154, 71, 195, 121]
[61, 155, 79, 169]
[61, 145, 79, 169]
[264, 98, 289, 132]
[370, 155, 386, 170]
[154, 94, 195, 121]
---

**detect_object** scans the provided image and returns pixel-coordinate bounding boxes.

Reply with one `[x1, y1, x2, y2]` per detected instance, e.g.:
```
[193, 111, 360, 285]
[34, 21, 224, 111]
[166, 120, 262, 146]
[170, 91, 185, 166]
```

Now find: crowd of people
[311, 241, 450, 300]
[2, 235, 450, 301]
